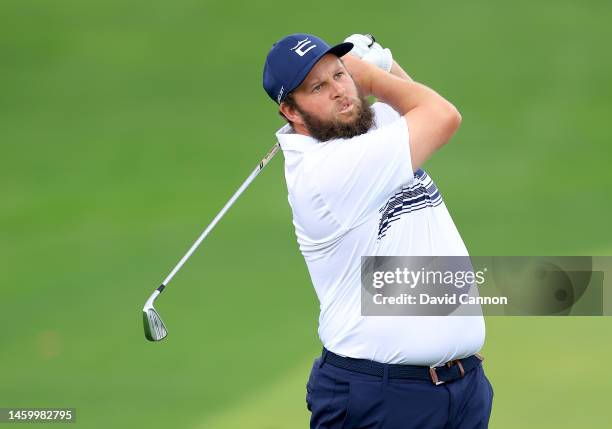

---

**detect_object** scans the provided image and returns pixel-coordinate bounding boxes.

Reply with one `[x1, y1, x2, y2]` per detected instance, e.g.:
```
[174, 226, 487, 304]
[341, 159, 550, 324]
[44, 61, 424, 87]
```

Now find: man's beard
[296, 94, 374, 142]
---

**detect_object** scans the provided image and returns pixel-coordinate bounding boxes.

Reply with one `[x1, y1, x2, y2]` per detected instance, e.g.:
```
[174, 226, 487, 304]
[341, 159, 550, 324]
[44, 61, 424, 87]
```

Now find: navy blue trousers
[306, 356, 494, 429]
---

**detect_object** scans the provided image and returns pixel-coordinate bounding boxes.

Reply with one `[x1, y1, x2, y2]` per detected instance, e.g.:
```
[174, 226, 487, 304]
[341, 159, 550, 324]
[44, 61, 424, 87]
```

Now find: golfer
[263, 33, 494, 429]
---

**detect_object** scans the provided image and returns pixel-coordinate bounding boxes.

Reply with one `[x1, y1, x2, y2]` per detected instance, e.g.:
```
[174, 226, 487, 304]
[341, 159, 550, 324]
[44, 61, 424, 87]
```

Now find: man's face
[282, 54, 374, 141]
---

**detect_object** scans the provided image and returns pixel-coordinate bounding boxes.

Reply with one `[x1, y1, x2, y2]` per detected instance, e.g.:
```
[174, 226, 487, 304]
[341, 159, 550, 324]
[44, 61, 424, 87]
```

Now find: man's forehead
[302, 55, 343, 86]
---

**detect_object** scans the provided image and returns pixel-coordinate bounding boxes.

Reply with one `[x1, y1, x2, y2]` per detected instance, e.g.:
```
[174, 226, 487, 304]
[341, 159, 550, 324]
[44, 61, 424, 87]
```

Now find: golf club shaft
[160, 142, 281, 289]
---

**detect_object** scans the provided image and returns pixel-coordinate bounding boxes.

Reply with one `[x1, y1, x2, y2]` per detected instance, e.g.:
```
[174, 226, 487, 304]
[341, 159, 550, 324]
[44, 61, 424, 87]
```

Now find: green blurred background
[1, 0, 610, 427]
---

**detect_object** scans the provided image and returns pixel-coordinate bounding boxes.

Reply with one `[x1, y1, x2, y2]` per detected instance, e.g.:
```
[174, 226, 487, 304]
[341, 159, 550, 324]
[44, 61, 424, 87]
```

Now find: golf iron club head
[143, 288, 168, 341]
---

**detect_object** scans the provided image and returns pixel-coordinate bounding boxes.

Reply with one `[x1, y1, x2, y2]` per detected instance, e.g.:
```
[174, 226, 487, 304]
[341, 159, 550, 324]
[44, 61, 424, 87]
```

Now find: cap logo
[290, 37, 317, 57]
[277, 86, 284, 103]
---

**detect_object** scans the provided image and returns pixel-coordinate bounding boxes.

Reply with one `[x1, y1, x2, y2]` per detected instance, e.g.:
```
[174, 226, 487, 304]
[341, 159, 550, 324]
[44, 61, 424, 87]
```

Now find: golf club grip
[160, 143, 281, 287]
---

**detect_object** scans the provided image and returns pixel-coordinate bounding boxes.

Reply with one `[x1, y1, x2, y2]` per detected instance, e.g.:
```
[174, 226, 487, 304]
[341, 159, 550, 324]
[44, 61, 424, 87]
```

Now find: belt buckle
[429, 367, 445, 386]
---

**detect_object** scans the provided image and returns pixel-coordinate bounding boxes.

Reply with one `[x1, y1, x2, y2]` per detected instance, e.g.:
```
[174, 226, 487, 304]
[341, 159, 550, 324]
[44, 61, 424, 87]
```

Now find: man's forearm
[373, 72, 442, 115]
[346, 55, 453, 117]
[390, 61, 413, 82]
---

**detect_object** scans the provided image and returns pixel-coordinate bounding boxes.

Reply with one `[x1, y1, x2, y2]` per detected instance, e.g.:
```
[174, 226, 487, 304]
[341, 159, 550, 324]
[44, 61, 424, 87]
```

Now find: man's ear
[279, 101, 304, 125]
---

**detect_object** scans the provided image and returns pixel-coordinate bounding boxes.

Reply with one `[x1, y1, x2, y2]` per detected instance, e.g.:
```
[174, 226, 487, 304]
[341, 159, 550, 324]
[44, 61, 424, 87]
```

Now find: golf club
[143, 142, 281, 341]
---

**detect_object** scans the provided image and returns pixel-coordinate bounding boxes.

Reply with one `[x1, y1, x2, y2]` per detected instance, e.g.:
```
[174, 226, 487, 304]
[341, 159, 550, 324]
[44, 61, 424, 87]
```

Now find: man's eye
[334, 72, 344, 79]
[312, 84, 322, 93]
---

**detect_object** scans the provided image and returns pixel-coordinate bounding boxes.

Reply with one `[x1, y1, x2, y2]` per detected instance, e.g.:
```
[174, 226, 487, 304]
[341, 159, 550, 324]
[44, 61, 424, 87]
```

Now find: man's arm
[389, 60, 413, 82]
[343, 55, 460, 171]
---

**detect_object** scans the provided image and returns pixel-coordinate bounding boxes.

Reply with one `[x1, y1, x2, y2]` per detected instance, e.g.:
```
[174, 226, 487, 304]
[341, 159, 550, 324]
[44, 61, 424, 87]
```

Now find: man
[262, 34, 494, 429]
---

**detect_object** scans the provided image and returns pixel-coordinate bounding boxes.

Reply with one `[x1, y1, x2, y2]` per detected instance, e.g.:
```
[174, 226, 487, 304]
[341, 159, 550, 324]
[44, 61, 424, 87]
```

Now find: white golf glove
[344, 33, 393, 72]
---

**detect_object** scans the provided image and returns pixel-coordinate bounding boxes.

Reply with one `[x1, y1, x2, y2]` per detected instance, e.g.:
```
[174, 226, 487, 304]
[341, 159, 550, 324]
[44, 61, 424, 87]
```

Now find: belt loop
[455, 360, 465, 378]
[319, 348, 328, 368]
[382, 365, 389, 385]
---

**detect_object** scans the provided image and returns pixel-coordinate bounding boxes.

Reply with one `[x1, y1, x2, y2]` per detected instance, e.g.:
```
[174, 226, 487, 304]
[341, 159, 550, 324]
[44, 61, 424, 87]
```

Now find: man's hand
[344, 34, 393, 72]
[344, 34, 372, 59]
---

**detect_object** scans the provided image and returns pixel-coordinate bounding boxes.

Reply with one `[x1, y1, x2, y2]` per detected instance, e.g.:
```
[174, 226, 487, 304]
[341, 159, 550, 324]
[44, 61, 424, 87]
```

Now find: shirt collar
[275, 123, 320, 152]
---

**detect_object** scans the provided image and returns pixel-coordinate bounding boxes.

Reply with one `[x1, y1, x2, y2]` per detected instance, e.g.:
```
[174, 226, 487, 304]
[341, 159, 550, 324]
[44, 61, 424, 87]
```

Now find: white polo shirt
[276, 102, 485, 366]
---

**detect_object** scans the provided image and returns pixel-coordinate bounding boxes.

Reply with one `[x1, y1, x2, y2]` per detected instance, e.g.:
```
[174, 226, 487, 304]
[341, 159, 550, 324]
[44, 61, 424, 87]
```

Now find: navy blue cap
[263, 34, 353, 104]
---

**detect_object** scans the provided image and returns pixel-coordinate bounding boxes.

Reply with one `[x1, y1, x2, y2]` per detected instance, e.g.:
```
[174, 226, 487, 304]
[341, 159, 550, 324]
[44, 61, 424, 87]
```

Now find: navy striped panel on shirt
[377, 169, 443, 239]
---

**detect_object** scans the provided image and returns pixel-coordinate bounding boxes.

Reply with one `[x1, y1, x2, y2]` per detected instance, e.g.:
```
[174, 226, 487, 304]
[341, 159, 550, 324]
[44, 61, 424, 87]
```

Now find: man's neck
[291, 122, 310, 136]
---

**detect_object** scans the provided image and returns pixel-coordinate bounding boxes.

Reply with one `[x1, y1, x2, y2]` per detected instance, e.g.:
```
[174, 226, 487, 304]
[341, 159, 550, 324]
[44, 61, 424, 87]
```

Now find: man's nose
[330, 80, 345, 99]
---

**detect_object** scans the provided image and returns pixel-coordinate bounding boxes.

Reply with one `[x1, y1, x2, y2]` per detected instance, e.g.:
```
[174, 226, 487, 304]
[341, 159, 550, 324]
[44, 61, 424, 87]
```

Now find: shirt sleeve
[372, 102, 402, 127]
[307, 113, 414, 230]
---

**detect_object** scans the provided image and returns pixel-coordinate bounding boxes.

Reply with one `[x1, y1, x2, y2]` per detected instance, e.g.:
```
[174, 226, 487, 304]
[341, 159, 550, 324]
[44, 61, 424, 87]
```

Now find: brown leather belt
[322, 348, 484, 385]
